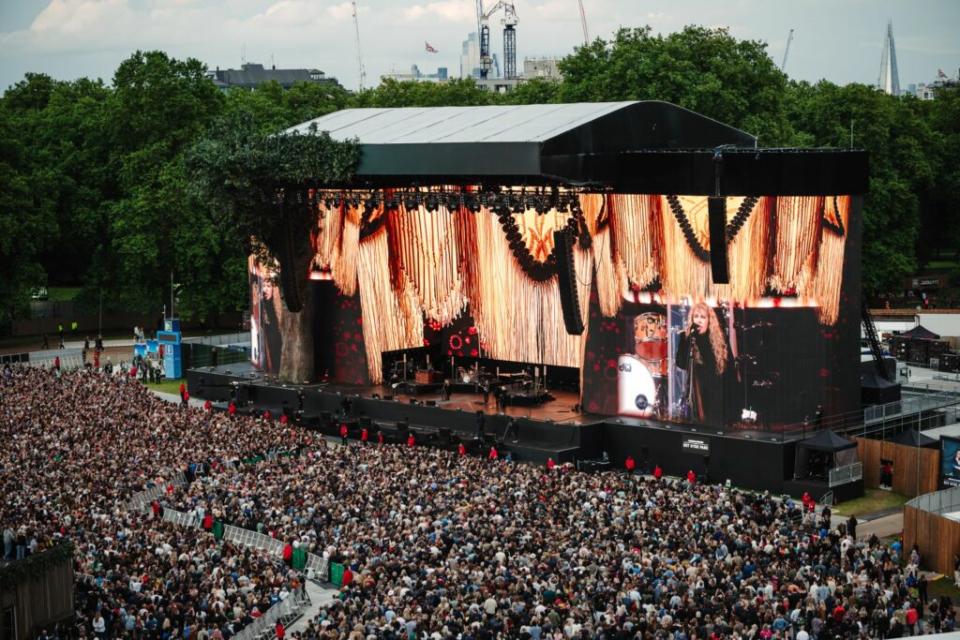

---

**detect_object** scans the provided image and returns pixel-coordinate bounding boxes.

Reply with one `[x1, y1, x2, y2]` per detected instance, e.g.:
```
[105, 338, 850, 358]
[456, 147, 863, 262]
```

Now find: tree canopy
[1, 34, 957, 331]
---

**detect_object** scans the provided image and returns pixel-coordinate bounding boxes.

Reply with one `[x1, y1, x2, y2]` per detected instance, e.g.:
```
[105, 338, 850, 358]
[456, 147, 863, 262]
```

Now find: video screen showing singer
[674, 301, 737, 426]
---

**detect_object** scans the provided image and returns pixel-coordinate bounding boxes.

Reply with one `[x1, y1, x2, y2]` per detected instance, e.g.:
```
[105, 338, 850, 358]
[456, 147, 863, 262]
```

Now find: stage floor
[325, 383, 591, 425]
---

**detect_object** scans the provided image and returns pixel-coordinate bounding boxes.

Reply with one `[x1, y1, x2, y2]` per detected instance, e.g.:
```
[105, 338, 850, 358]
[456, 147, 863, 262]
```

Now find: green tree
[224, 80, 351, 134]
[101, 51, 226, 313]
[186, 111, 359, 381]
[505, 77, 561, 105]
[921, 84, 960, 265]
[557, 26, 795, 145]
[786, 81, 938, 292]
[350, 77, 495, 108]
[0, 102, 54, 329]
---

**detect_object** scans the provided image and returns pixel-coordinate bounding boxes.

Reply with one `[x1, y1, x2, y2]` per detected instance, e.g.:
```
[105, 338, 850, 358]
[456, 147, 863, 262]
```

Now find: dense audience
[1, 364, 956, 639]
[0, 366, 309, 639]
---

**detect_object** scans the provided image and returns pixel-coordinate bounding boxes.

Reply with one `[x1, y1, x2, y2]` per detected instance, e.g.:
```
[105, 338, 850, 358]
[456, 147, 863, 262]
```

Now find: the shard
[878, 20, 900, 96]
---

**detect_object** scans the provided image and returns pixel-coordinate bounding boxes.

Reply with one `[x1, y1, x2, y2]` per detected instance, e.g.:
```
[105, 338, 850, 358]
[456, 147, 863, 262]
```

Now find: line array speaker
[553, 229, 585, 335]
[708, 196, 729, 284]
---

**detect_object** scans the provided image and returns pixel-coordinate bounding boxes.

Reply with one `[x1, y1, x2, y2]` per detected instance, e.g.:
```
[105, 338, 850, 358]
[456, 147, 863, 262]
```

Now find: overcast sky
[1, 0, 958, 94]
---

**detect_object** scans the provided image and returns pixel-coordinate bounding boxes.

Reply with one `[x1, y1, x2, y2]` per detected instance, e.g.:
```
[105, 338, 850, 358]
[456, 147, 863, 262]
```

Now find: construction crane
[780, 28, 794, 72]
[577, 0, 589, 45]
[476, 1, 518, 79]
[351, 0, 367, 90]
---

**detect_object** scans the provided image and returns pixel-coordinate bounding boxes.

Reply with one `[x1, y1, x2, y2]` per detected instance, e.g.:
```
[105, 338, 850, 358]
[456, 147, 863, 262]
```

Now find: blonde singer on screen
[674, 301, 734, 426]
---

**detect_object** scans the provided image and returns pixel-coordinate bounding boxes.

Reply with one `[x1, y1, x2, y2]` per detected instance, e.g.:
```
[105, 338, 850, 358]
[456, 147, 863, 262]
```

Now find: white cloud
[401, 1, 474, 24]
[326, 2, 354, 21]
[31, 0, 134, 35]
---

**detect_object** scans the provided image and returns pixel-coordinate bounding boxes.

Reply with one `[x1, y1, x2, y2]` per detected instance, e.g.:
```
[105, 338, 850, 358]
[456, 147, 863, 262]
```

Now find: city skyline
[0, 0, 958, 93]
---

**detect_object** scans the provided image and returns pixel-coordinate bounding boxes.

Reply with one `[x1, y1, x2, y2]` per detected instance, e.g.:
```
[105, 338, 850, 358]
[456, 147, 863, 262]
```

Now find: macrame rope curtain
[312, 192, 849, 383]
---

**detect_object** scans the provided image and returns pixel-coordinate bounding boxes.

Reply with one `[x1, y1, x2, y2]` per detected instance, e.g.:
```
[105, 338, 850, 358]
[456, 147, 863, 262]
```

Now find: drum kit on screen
[618, 312, 669, 418]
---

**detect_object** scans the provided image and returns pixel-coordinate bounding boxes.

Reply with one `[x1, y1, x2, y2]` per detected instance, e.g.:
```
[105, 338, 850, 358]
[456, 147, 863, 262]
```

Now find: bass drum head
[617, 354, 657, 417]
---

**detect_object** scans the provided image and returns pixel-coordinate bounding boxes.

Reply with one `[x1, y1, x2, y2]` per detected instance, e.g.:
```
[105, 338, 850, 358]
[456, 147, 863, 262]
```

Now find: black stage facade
[189, 363, 852, 497]
[232, 101, 869, 499]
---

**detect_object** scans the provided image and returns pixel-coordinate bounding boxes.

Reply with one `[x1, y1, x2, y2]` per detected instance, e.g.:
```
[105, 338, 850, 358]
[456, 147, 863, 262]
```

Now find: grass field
[833, 489, 908, 517]
[929, 575, 960, 601]
[924, 260, 959, 271]
[145, 379, 185, 396]
[46, 287, 82, 301]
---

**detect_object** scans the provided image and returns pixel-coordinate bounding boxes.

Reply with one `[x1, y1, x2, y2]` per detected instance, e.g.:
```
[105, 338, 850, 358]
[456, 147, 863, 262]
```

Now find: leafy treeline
[2, 27, 958, 329]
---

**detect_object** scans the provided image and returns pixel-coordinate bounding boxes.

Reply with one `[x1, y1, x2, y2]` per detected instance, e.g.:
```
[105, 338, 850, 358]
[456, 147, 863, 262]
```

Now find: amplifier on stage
[415, 370, 443, 384]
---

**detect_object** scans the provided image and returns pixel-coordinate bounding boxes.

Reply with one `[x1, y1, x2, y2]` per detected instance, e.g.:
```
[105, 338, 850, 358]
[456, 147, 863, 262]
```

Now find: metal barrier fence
[829, 461, 863, 488]
[25, 353, 86, 370]
[223, 524, 286, 556]
[304, 553, 329, 582]
[186, 343, 250, 369]
[182, 332, 251, 347]
[906, 485, 960, 514]
[162, 508, 199, 528]
[128, 485, 168, 511]
[232, 588, 311, 640]
[127, 473, 188, 510]
[148, 505, 330, 582]
[864, 390, 960, 424]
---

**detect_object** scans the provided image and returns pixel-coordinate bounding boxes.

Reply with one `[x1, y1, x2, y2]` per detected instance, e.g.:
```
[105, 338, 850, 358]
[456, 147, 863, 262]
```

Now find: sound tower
[708, 196, 729, 284]
[553, 229, 585, 335]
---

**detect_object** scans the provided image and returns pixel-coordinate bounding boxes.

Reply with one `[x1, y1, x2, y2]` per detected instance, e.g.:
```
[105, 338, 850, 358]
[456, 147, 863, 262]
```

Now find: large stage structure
[189, 101, 869, 495]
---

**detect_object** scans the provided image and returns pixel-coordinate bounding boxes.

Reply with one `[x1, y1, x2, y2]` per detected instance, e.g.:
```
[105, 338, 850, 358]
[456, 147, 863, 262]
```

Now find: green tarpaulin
[329, 562, 345, 587]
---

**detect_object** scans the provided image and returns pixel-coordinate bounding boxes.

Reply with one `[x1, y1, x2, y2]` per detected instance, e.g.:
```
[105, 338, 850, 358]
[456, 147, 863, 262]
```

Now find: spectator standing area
[192, 101, 869, 497]
[3, 366, 957, 639]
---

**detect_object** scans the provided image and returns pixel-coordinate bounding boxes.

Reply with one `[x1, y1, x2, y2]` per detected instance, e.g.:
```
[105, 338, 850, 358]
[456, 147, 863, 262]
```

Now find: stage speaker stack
[553, 229, 585, 335]
[708, 196, 729, 284]
[396, 419, 409, 443]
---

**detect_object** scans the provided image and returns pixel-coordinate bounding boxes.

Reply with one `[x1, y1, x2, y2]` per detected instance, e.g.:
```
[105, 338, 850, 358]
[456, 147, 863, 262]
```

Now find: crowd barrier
[124, 501, 322, 637]
[232, 588, 311, 640]
[131, 498, 330, 583]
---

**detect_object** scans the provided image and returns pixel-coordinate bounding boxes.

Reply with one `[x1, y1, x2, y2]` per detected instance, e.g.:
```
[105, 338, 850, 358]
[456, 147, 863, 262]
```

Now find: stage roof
[288, 101, 868, 194]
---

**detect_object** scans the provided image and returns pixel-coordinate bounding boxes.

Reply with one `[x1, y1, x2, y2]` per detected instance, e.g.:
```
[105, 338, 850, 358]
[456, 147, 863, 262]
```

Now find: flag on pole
[938, 68, 948, 79]
[425, 41, 438, 53]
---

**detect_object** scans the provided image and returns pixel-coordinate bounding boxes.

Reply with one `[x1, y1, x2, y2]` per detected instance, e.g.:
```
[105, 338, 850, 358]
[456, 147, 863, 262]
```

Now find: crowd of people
[0, 366, 310, 639]
[1, 364, 956, 639]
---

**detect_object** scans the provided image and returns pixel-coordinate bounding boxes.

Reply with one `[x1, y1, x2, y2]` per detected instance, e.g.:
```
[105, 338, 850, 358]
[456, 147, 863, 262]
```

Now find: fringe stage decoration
[578, 193, 605, 231]
[311, 201, 343, 274]
[331, 204, 360, 296]
[453, 205, 483, 324]
[392, 203, 466, 326]
[591, 225, 627, 317]
[799, 195, 850, 325]
[357, 226, 424, 384]
[578, 193, 626, 318]
[472, 210, 591, 368]
[769, 196, 823, 293]
[659, 195, 770, 303]
[611, 194, 661, 290]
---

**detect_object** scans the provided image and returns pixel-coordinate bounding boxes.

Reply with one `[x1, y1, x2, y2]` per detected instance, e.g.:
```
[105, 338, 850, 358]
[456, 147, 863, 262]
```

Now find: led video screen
[941, 436, 960, 489]
[582, 194, 860, 432]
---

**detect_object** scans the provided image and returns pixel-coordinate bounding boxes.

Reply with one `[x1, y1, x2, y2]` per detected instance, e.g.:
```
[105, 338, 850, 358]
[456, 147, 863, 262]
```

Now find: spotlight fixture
[403, 192, 420, 211]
